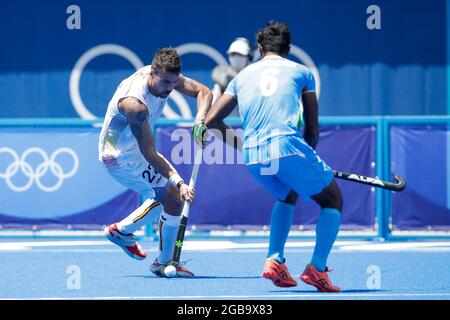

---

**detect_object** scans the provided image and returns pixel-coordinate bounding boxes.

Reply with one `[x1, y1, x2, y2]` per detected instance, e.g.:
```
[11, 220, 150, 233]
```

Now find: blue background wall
[156, 125, 376, 230]
[0, 128, 140, 229]
[0, 1, 448, 234]
[0, 0, 447, 118]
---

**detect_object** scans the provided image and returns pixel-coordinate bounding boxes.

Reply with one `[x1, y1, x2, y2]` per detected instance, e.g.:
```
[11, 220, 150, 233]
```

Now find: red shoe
[261, 259, 298, 287]
[300, 264, 341, 292]
[150, 259, 195, 278]
[104, 224, 147, 260]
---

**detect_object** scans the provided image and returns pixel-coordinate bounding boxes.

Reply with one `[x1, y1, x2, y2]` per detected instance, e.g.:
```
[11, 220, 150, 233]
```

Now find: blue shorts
[246, 146, 333, 202]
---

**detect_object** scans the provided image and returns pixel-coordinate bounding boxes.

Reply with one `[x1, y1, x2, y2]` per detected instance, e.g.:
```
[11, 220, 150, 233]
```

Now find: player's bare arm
[175, 75, 213, 120]
[118, 97, 194, 201]
[175, 76, 213, 145]
[205, 93, 243, 150]
[301, 91, 319, 149]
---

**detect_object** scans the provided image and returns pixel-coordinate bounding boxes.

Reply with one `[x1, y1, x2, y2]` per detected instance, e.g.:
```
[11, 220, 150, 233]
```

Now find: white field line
[3, 293, 450, 300]
[1, 240, 450, 252]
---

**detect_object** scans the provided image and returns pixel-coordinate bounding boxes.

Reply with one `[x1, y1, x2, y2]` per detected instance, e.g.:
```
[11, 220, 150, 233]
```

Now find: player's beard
[160, 90, 172, 98]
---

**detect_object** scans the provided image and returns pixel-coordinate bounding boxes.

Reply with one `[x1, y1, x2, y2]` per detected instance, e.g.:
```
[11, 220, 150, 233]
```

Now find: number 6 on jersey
[260, 68, 279, 97]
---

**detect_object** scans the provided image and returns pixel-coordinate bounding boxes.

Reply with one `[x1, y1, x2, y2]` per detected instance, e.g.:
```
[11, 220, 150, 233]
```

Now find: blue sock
[311, 208, 341, 272]
[267, 201, 295, 263]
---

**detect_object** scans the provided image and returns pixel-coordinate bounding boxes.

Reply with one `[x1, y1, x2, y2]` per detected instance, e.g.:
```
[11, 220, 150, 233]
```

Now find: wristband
[176, 181, 185, 189]
[169, 173, 184, 188]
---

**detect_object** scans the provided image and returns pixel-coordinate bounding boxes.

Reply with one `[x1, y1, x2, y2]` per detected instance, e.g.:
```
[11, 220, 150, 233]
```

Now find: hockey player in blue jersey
[206, 21, 343, 292]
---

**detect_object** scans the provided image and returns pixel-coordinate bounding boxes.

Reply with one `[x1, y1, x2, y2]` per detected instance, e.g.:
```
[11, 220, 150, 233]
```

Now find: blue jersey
[225, 55, 316, 164]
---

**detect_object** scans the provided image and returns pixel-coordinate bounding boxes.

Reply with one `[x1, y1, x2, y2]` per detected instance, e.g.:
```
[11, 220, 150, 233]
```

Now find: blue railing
[152, 116, 450, 239]
[1, 116, 449, 239]
[382, 116, 450, 240]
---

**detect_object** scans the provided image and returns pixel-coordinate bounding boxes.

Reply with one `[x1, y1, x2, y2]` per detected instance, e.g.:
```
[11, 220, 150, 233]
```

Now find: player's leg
[277, 149, 342, 292]
[104, 198, 162, 260]
[310, 179, 343, 272]
[154, 183, 182, 265]
[267, 190, 298, 264]
[133, 151, 194, 277]
[299, 179, 342, 292]
[150, 183, 195, 277]
[246, 163, 297, 287]
[115, 199, 162, 234]
[102, 157, 165, 260]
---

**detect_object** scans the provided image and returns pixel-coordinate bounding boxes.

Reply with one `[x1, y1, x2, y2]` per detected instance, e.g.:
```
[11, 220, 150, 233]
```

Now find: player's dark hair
[151, 48, 181, 74]
[256, 21, 291, 56]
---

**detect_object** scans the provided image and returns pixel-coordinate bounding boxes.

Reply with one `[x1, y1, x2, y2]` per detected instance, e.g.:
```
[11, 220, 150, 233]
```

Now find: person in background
[211, 37, 253, 117]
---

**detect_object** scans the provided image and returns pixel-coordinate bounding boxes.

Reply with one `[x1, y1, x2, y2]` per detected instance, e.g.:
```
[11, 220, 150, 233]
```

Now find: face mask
[228, 55, 249, 71]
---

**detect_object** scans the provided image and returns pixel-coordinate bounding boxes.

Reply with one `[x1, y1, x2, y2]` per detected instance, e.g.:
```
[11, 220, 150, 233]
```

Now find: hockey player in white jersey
[99, 48, 211, 277]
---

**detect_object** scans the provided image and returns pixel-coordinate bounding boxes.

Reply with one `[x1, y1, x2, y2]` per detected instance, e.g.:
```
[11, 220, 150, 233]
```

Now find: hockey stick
[163, 147, 203, 276]
[333, 170, 406, 192]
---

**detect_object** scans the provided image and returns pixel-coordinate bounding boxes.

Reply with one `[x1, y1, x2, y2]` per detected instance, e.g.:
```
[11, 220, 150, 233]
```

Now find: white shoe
[149, 258, 195, 278]
[104, 224, 147, 260]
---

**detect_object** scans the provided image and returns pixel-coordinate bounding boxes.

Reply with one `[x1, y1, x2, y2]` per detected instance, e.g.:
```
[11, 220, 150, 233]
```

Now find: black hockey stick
[161, 147, 202, 277]
[333, 170, 406, 192]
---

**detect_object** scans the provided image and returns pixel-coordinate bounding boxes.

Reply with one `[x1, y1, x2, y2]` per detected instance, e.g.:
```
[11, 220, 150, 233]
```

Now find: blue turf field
[0, 238, 449, 300]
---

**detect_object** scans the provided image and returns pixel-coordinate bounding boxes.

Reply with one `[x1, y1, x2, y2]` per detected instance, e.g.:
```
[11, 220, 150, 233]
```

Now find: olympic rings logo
[70, 43, 320, 120]
[0, 147, 79, 192]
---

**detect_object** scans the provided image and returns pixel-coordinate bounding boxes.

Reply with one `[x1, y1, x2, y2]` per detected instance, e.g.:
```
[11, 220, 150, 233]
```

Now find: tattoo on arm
[130, 124, 143, 139]
[136, 111, 148, 123]
[130, 111, 148, 140]
[119, 97, 150, 140]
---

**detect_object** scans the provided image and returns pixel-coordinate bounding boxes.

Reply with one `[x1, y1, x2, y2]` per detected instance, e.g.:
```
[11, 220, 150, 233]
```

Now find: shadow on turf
[124, 275, 262, 280]
[269, 289, 388, 293]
